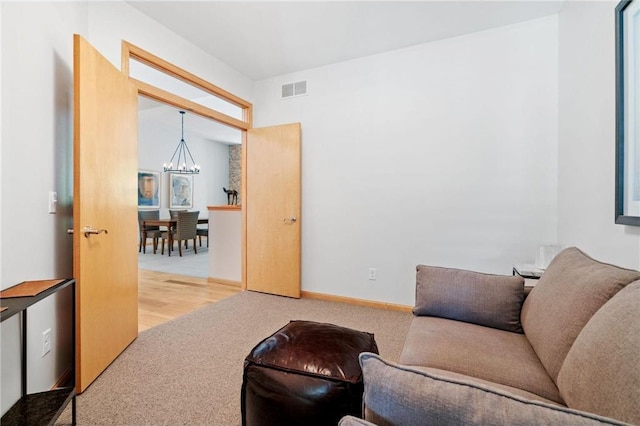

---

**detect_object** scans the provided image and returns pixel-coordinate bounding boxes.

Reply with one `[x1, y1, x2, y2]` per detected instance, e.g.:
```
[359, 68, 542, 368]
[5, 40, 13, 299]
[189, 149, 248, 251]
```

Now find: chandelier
[163, 111, 200, 174]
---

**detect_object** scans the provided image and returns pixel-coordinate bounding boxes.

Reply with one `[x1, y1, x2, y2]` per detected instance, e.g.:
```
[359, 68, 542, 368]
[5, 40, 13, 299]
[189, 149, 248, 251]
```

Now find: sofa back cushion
[521, 247, 640, 383]
[414, 265, 525, 333]
[557, 281, 640, 424]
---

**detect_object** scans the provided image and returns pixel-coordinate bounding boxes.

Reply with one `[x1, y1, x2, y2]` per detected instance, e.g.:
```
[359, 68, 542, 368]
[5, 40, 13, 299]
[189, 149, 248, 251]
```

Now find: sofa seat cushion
[557, 281, 640, 425]
[414, 366, 562, 406]
[521, 247, 640, 383]
[399, 316, 562, 403]
[361, 353, 628, 426]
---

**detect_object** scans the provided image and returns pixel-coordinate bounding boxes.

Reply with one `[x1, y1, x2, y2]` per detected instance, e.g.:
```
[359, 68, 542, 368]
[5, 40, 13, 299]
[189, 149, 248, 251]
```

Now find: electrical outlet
[368, 268, 377, 281]
[42, 329, 52, 357]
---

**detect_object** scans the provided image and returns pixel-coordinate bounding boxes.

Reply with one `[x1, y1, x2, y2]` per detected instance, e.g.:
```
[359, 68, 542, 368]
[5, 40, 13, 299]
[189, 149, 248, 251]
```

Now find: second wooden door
[245, 123, 301, 298]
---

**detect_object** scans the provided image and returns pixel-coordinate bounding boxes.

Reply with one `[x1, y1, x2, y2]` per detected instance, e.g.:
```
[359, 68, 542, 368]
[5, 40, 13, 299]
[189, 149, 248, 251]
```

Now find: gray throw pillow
[360, 353, 627, 426]
[413, 265, 525, 333]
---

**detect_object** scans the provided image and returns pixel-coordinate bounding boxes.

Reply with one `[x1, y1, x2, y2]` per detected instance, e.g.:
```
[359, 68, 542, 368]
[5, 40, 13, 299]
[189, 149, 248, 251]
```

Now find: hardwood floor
[138, 269, 241, 332]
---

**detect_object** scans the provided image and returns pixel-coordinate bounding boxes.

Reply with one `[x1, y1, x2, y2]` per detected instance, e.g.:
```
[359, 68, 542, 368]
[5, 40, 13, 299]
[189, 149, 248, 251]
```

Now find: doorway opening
[137, 96, 241, 277]
[122, 41, 251, 331]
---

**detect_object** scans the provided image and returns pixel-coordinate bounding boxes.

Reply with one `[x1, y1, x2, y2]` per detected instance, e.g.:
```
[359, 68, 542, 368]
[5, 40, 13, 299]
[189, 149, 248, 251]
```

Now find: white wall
[86, 2, 252, 102]
[1, 1, 84, 286]
[1, 2, 87, 415]
[138, 108, 230, 213]
[253, 16, 559, 305]
[0, 1, 252, 416]
[558, 1, 640, 269]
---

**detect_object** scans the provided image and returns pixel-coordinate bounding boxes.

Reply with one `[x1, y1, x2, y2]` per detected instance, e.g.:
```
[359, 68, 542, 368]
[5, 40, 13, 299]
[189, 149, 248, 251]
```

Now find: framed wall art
[615, 0, 640, 225]
[137, 170, 160, 208]
[169, 173, 193, 209]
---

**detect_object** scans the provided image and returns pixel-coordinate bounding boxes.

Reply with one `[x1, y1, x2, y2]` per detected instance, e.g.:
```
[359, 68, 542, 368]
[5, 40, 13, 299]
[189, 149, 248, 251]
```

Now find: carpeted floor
[57, 290, 412, 425]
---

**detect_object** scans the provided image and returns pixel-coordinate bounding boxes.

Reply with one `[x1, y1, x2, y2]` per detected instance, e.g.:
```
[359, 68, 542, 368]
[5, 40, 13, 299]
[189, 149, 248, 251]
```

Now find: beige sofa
[340, 247, 640, 425]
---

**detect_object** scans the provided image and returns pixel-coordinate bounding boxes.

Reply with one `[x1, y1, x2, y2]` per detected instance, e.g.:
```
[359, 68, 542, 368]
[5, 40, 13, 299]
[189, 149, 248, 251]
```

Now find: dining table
[143, 217, 208, 256]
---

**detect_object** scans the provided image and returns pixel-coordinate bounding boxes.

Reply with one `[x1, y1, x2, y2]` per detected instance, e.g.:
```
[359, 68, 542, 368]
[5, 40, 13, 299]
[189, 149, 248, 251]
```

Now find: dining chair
[169, 209, 188, 248]
[197, 226, 208, 247]
[138, 210, 162, 254]
[169, 209, 187, 219]
[161, 210, 199, 256]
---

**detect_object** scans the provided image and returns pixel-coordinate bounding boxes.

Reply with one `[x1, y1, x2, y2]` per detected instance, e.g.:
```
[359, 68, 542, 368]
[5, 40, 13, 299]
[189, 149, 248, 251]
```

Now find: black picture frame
[615, 0, 640, 226]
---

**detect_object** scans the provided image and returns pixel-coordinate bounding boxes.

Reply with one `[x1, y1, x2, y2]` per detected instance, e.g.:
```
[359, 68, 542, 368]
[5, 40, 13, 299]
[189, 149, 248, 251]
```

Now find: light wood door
[246, 123, 301, 298]
[73, 34, 138, 392]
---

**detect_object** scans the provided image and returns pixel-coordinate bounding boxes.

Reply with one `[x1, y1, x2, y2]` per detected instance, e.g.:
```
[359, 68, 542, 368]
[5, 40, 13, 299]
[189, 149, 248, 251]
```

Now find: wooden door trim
[241, 131, 247, 290]
[131, 78, 248, 131]
[121, 40, 253, 131]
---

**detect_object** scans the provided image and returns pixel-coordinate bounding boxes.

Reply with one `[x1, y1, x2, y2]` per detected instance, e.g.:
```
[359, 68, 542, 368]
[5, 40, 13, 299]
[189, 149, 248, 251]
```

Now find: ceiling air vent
[281, 80, 307, 99]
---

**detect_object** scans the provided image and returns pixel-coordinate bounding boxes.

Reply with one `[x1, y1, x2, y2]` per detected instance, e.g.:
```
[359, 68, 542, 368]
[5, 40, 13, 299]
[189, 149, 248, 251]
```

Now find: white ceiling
[127, 0, 566, 81]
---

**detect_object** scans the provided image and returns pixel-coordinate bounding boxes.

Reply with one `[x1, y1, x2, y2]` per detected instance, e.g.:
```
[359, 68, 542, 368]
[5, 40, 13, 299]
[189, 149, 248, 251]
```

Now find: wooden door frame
[120, 40, 252, 290]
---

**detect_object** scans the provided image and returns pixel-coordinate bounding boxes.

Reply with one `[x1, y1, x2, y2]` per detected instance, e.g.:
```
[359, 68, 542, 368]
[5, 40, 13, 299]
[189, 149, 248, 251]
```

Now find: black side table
[513, 264, 543, 292]
[512, 264, 544, 279]
[1, 279, 76, 426]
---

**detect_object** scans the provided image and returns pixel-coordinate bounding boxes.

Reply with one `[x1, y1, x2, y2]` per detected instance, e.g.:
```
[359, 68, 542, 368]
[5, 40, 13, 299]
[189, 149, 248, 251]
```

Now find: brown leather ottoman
[241, 320, 379, 426]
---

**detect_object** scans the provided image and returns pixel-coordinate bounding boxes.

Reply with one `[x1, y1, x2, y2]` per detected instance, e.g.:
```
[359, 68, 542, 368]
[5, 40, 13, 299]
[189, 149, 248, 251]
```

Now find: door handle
[82, 226, 109, 238]
[283, 217, 297, 224]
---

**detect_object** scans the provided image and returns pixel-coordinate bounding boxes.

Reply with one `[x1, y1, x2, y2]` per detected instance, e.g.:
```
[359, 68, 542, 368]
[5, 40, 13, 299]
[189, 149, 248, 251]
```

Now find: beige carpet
[57, 291, 412, 425]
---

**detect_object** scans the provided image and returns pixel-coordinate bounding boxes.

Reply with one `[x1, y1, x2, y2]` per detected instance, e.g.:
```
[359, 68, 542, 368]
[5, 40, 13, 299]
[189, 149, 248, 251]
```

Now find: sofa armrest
[360, 353, 628, 426]
[414, 265, 525, 332]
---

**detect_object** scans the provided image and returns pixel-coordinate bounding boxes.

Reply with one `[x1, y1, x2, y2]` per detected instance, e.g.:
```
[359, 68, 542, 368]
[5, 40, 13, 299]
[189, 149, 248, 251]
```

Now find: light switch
[48, 191, 57, 214]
